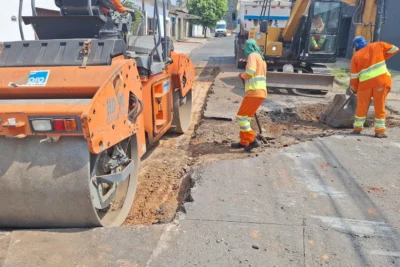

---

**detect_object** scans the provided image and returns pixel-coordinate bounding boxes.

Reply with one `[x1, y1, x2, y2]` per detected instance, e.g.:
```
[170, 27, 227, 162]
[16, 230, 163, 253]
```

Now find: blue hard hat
[353, 36, 367, 51]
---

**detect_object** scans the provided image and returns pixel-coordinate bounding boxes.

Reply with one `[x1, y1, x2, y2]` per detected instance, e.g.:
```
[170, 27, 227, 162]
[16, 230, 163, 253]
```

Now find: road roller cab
[0, 0, 195, 228]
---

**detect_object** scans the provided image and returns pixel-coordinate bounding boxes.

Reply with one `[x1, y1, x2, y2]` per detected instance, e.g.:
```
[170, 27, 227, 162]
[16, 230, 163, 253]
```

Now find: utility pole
[141, 0, 146, 35]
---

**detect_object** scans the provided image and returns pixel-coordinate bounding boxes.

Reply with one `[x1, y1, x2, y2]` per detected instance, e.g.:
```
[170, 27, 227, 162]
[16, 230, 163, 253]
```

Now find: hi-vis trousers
[236, 96, 265, 146]
[354, 85, 389, 134]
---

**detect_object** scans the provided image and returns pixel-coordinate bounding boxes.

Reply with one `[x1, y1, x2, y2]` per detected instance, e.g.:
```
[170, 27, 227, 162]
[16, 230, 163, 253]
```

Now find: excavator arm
[341, 0, 379, 43]
[283, 0, 383, 44]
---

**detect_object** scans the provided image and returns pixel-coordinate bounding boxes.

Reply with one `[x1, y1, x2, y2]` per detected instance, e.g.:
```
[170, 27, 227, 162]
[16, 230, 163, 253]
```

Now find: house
[169, 6, 201, 40]
[128, 0, 171, 37]
[0, 0, 172, 42]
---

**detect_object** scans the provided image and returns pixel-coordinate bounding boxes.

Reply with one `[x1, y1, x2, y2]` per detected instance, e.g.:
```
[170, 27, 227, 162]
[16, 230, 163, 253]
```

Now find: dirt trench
[124, 67, 220, 225]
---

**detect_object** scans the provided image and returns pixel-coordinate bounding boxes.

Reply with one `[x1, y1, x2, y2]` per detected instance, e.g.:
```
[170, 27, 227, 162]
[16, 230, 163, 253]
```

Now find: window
[309, 2, 341, 54]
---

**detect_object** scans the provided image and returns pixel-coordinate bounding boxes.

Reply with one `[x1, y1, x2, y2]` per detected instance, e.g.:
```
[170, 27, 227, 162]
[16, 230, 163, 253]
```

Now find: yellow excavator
[249, 0, 384, 125]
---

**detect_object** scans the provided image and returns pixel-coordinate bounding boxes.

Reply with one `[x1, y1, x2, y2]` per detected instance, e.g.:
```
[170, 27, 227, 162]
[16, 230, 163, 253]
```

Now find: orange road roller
[0, 0, 195, 228]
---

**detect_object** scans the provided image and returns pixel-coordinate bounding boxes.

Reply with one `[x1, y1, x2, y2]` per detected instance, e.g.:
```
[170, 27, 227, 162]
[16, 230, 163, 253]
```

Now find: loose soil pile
[190, 103, 400, 163]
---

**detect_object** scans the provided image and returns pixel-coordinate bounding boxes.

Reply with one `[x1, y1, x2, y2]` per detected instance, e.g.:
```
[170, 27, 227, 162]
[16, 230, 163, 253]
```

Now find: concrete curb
[187, 39, 209, 57]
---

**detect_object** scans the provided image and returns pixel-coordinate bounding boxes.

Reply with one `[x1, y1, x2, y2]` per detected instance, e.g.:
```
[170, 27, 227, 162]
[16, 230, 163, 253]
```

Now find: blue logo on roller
[27, 70, 50, 86]
[163, 80, 170, 94]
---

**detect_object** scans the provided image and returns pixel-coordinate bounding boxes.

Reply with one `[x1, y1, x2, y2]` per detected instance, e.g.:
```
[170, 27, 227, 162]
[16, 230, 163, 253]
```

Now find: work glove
[346, 87, 357, 95]
[238, 73, 245, 84]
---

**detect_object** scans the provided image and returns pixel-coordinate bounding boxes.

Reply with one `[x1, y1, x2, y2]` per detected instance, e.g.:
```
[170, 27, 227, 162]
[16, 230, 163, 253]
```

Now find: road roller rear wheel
[171, 89, 193, 134]
[91, 135, 140, 227]
[0, 135, 139, 229]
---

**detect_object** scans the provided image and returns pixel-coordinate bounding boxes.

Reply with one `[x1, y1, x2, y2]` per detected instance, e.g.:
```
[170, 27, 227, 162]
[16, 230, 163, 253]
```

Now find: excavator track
[0, 136, 139, 228]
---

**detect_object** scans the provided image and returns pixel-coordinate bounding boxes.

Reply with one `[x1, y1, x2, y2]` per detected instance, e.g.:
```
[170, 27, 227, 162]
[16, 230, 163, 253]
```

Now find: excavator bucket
[320, 93, 375, 128]
[267, 72, 335, 92]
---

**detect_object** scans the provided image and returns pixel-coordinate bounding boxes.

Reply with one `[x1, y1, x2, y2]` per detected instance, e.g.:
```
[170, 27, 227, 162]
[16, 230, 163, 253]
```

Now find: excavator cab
[302, 1, 342, 63]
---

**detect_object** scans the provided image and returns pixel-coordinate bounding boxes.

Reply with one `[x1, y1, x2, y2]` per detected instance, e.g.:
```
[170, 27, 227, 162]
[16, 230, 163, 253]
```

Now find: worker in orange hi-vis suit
[100, 0, 128, 14]
[350, 36, 399, 138]
[232, 39, 267, 152]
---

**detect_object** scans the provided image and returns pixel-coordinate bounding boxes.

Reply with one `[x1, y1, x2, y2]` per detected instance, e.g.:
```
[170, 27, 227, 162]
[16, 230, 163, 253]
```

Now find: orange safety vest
[350, 42, 399, 91]
[240, 52, 267, 98]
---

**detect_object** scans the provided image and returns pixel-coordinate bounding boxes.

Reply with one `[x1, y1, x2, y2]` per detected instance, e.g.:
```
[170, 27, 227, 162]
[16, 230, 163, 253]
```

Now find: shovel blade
[320, 93, 375, 128]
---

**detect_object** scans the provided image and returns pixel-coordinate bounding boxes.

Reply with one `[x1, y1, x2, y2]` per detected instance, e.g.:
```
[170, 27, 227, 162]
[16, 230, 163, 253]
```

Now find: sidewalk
[173, 37, 210, 55]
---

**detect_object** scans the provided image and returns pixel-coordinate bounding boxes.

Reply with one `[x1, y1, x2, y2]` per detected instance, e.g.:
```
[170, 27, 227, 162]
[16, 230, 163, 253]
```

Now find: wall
[224, 0, 239, 31]
[380, 0, 400, 70]
[0, 0, 58, 41]
[191, 25, 211, 37]
[131, 0, 170, 36]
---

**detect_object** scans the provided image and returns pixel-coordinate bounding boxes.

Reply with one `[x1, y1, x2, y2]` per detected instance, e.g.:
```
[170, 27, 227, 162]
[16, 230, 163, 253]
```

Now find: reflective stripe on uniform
[318, 36, 326, 46]
[353, 116, 366, 128]
[245, 76, 267, 91]
[245, 68, 256, 76]
[311, 38, 318, 48]
[237, 116, 249, 121]
[240, 125, 252, 132]
[375, 118, 386, 129]
[237, 116, 252, 132]
[359, 61, 391, 82]
[388, 46, 399, 54]
[350, 72, 360, 79]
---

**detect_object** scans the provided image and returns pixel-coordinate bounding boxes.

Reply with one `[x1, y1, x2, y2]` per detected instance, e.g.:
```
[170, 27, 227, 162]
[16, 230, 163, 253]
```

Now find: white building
[0, 0, 171, 42]
[127, 0, 171, 37]
[0, 0, 58, 42]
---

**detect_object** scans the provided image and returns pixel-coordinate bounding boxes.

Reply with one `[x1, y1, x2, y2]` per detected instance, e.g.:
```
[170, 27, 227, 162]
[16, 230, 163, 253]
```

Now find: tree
[187, 0, 228, 37]
[123, 1, 144, 35]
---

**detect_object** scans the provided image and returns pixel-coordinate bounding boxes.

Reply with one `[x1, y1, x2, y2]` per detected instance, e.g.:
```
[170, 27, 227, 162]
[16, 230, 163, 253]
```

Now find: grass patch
[332, 68, 350, 79]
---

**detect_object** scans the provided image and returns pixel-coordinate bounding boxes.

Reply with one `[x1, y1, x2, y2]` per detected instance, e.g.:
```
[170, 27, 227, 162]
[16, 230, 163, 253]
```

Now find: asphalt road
[147, 38, 400, 267]
[190, 36, 235, 66]
[148, 130, 400, 267]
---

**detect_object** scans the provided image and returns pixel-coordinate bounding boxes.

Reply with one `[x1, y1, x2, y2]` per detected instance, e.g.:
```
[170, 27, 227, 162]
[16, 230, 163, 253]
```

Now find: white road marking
[285, 150, 346, 198]
[145, 224, 176, 266]
[369, 250, 400, 258]
[312, 215, 394, 237]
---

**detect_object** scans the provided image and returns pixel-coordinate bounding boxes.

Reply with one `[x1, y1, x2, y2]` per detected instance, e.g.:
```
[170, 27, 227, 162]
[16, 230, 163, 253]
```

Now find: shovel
[322, 90, 356, 132]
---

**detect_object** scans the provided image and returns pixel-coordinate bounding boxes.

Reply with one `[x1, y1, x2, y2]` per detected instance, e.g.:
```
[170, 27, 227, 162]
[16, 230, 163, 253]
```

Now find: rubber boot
[244, 138, 261, 152]
[231, 142, 246, 149]
[375, 133, 388, 138]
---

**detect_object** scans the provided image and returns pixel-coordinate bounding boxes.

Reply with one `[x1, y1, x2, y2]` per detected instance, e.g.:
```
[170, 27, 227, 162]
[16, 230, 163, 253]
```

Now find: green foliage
[123, 1, 143, 33]
[332, 68, 350, 79]
[187, 0, 228, 28]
